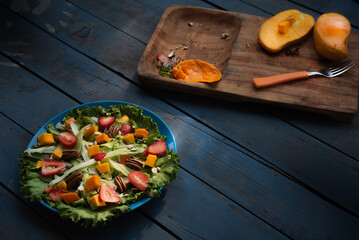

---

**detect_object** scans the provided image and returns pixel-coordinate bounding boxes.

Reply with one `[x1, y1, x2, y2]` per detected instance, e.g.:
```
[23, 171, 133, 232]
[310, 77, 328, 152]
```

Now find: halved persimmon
[172, 59, 222, 83]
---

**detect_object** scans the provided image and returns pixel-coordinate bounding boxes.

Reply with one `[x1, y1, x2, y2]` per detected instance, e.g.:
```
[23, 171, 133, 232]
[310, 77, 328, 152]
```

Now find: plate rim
[26, 100, 177, 213]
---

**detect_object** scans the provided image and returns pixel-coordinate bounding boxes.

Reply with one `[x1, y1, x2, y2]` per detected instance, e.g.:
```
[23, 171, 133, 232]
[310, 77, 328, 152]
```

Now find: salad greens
[19, 104, 179, 227]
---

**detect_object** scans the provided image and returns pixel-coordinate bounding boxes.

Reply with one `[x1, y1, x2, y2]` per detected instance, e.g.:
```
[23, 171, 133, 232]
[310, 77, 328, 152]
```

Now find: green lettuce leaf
[46, 122, 63, 136]
[19, 153, 49, 201]
[55, 200, 130, 227]
[148, 151, 179, 189]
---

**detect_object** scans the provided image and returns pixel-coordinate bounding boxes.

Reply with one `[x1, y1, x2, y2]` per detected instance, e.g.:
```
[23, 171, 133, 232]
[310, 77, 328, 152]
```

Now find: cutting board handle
[253, 71, 309, 88]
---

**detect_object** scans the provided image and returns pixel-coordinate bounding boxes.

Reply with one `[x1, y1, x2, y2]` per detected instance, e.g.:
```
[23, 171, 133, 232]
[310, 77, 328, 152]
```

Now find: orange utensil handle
[253, 71, 309, 88]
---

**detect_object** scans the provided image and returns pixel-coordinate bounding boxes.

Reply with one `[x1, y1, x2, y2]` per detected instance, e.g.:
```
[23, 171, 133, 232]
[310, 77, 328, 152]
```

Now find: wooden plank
[68, 0, 214, 43]
[0, 61, 78, 132]
[291, 0, 359, 29]
[0, 58, 287, 239]
[0, 185, 67, 240]
[3, 0, 145, 78]
[206, 0, 359, 34]
[10, 0, 359, 216]
[1, 9, 358, 239]
[269, 105, 359, 159]
[67, 0, 280, 49]
[208, 0, 320, 17]
[163, 93, 359, 210]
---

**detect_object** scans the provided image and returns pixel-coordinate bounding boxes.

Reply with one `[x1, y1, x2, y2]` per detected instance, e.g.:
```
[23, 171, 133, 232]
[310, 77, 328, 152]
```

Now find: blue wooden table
[1, 0, 358, 239]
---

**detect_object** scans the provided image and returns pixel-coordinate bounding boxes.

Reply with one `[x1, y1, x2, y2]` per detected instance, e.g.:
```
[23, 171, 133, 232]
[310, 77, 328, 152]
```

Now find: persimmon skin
[314, 13, 351, 61]
[172, 59, 222, 83]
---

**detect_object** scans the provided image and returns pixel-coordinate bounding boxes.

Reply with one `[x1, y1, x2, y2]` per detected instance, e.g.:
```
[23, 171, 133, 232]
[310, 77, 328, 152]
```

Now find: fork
[253, 59, 357, 88]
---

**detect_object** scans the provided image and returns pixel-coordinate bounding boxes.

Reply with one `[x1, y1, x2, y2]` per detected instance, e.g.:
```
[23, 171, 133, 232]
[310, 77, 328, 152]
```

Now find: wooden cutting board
[137, 5, 359, 121]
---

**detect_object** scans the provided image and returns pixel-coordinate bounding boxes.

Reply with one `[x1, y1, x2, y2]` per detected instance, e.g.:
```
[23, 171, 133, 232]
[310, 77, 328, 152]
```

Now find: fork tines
[330, 59, 357, 76]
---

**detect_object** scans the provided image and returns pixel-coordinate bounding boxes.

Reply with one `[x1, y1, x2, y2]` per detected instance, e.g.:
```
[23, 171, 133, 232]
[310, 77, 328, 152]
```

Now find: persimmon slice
[172, 60, 222, 83]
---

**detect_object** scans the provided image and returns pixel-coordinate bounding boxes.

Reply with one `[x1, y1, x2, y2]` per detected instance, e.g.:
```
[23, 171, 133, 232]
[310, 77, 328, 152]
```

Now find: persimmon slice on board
[172, 59, 222, 83]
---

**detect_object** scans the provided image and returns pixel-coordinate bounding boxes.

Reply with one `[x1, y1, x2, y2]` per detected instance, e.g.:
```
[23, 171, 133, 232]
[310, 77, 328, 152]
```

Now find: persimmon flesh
[172, 60, 222, 83]
[259, 9, 315, 53]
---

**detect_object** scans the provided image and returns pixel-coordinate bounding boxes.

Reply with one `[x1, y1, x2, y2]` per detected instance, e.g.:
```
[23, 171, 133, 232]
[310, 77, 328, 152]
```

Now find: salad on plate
[19, 103, 180, 227]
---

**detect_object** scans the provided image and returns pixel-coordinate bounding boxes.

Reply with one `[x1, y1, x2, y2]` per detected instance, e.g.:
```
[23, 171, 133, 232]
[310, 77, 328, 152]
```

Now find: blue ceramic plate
[27, 101, 177, 213]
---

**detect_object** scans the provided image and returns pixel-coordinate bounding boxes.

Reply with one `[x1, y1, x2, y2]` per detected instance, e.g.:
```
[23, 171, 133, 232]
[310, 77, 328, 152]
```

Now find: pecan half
[62, 149, 80, 160]
[125, 158, 143, 171]
[65, 171, 83, 190]
[114, 176, 127, 193]
[107, 124, 121, 138]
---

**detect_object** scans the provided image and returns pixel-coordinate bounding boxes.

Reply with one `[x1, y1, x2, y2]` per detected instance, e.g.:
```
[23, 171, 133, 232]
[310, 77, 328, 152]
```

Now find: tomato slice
[47, 188, 66, 202]
[41, 158, 67, 176]
[57, 132, 77, 146]
[99, 184, 120, 203]
[127, 171, 149, 191]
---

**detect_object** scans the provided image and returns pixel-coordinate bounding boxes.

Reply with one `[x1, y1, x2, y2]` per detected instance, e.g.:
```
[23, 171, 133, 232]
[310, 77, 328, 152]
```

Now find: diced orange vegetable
[43, 186, 53, 194]
[172, 60, 222, 83]
[52, 148, 63, 160]
[88, 145, 100, 157]
[35, 161, 43, 169]
[117, 115, 130, 123]
[277, 19, 290, 34]
[95, 133, 109, 144]
[65, 118, 76, 129]
[57, 181, 67, 191]
[61, 192, 80, 204]
[119, 155, 130, 165]
[85, 175, 101, 192]
[84, 125, 99, 139]
[145, 154, 158, 167]
[134, 128, 149, 138]
[89, 194, 106, 207]
[37, 133, 55, 146]
[95, 162, 111, 174]
[123, 133, 135, 144]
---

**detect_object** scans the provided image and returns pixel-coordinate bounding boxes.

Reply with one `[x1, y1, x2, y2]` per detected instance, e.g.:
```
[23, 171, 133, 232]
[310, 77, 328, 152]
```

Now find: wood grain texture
[0, 58, 288, 239]
[5, 0, 359, 217]
[0, 185, 66, 240]
[0, 38, 287, 240]
[0, 77, 288, 240]
[138, 6, 241, 74]
[291, 0, 359, 29]
[1, 7, 359, 239]
[138, 5, 359, 121]
[69, 0, 214, 43]
[0, 59, 78, 132]
[270, 105, 359, 159]
[208, 0, 359, 35]
[4, 0, 144, 78]
[0, 22, 287, 239]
